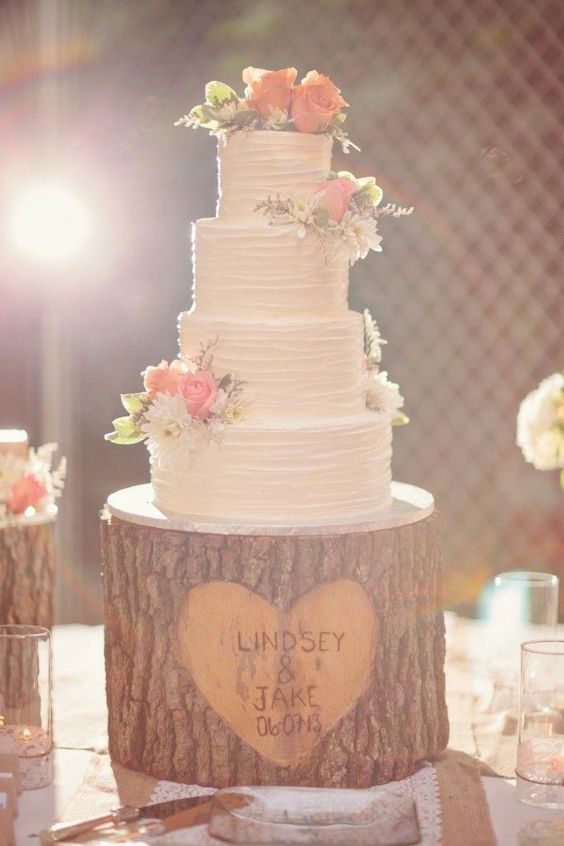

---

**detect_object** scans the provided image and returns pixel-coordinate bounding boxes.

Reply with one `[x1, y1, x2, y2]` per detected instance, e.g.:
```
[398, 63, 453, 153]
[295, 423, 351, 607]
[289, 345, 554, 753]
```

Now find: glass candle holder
[488, 572, 559, 697]
[0, 625, 52, 789]
[516, 640, 564, 809]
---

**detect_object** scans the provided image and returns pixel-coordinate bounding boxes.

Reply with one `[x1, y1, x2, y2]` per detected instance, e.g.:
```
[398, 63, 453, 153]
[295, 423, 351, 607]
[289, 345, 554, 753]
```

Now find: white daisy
[291, 198, 317, 238]
[141, 392, 195, 464]
[366, 371, 404, 416]
[349, 216, 383, 261]
[263, 107, 289, 131]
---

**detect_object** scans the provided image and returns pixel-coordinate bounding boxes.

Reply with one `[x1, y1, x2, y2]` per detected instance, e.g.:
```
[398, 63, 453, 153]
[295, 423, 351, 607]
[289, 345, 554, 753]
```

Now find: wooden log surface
[0, 523, 56, 629]
[101, 513, 448, 787]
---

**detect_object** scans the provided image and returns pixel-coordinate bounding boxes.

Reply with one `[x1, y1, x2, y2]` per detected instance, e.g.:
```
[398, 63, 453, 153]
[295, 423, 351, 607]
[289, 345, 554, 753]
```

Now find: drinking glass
[516, 640, 564, 809]
[487, 571, 559, 699]
[0, 625, 52, 789]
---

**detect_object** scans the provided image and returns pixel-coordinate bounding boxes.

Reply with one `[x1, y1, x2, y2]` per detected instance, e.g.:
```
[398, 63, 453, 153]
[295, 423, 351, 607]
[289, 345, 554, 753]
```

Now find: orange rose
[291, 70, 348, 133]
[143, 361, 183, 399]
[242, 66, 297, 117]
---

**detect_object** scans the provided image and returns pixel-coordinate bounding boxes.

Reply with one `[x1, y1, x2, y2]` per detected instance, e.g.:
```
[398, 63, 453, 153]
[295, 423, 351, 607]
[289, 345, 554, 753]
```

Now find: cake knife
[39, 795, 214, 844]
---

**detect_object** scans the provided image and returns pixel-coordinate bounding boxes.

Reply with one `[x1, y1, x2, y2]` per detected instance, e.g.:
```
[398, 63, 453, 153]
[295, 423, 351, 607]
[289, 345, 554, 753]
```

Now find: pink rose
[143, 361, 182, 398]
[178, 370, 218, 420]
[315, 177, 357, 222]
[242, 66, 297, 117]
[291, 70, 348, 133]
[6, 474, 47, 514]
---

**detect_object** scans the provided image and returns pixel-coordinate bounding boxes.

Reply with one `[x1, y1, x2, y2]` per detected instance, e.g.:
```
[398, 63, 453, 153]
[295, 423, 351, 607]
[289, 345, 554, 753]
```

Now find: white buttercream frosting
[179, 312, 365, 419]
[151, 412, 392, 522]
[217, 130, 332, 219]
[193, 219, 348, 318]
[151, 130, 395, 523]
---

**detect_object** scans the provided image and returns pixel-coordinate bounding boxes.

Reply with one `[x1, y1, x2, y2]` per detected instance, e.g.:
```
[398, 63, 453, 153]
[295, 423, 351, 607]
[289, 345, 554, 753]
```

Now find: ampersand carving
[277, 654, 295, 684]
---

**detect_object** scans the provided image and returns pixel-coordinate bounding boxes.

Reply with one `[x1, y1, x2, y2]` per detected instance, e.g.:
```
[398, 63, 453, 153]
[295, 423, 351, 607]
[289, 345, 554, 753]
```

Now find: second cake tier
[179, 312, 366, 419]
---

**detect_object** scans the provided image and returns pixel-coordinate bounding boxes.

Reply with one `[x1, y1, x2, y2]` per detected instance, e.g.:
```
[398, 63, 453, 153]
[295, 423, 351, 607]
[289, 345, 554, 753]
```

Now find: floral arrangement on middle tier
[256, 170, 413, 265]
[105, 340, 246, 462]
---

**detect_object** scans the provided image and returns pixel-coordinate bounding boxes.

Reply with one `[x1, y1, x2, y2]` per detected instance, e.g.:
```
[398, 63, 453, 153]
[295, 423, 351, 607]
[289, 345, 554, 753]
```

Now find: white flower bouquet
[517, 372, 564, 487]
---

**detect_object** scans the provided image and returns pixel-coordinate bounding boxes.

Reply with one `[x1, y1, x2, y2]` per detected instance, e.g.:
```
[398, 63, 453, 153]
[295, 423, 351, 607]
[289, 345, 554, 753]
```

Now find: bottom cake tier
[150, 411, 392, 523]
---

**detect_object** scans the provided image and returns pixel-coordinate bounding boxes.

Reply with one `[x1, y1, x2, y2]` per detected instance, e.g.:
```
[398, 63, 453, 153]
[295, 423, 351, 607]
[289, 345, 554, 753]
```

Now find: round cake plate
[105, 482, 434, 537]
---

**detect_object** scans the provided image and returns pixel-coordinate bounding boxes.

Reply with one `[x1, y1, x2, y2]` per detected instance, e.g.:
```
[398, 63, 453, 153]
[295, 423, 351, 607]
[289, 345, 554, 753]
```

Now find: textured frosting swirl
[179, 312, 366, 419]
[192, 219, 349, 318]
[217, 130, 332, 219]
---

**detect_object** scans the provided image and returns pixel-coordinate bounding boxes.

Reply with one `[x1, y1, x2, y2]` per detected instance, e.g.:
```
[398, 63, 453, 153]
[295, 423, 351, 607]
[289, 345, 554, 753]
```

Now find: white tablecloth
[13, 625, 564, 845]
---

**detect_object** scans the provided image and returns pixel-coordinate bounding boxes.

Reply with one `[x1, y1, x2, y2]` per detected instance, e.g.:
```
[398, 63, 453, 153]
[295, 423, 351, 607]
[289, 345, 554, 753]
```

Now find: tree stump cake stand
[101, 482, 448, 788]
[0, 510, 57, 629]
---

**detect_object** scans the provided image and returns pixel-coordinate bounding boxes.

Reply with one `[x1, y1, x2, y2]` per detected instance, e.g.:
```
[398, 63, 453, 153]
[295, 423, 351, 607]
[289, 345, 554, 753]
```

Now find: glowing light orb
[9, 181, 91, 262]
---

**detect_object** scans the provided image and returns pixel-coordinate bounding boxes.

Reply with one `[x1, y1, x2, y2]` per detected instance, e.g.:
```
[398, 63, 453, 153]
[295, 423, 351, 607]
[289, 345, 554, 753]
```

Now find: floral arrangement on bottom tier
[517, 372, 564, 488]
[255, 171, 413, 265]
[362, 309, 408, 426]
[0, 444, 66, 521]
[105, 340, 246, 463]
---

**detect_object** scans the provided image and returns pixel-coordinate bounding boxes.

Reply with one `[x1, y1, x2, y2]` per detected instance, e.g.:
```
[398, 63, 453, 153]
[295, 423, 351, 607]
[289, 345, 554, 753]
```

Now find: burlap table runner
[60, 750, 495, 846]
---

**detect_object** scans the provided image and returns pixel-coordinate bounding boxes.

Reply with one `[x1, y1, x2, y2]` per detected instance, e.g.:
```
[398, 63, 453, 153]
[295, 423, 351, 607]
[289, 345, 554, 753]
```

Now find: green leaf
[120, 393, 145, 414]
[187, 104, 205, 123]
[337, 170, 357, 184]
[313, 206, 330, 227]
[205, 81, 238, 106]
[105, 416, 145, 445]
[354, 177, 383, 207]
[231, 108, 258, 127]
[392, 412, 410, 427]
[218, 373, 233, 391]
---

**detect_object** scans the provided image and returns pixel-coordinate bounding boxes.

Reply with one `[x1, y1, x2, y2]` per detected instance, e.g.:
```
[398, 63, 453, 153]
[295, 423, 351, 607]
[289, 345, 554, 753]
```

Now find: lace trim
[149, 762, 442, 845]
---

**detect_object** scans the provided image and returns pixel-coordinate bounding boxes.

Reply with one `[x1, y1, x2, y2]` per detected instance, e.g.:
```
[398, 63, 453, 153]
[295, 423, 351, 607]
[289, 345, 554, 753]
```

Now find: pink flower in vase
[315, 177, 357, 222]
[179, 370, 218, 420]
[143, 361, 183, 398]
[6, 474, 47, 514]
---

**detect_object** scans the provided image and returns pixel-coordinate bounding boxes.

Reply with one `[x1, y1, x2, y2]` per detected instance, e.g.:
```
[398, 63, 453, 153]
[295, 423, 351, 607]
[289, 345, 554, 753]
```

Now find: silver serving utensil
[39, 795, 213, 844]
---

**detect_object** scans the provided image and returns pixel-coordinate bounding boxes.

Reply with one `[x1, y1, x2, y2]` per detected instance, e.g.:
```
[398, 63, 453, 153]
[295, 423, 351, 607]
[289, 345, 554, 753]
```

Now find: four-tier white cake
[108, 68, 410, 527]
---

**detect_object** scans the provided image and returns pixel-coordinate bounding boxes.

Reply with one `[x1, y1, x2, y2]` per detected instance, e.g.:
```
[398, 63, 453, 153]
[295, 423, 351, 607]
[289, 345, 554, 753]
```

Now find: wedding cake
[107, 67, 412, 526]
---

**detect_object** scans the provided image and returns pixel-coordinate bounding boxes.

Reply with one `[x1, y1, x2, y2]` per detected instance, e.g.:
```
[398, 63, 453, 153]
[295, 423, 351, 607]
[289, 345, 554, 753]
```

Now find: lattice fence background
[1, 0, 562, 620]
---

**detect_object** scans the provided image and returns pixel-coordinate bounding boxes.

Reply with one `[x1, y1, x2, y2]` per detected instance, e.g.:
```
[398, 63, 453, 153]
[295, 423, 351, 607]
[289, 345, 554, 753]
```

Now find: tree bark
[0, 523, 56, 628]
[101, 513, 448, 787]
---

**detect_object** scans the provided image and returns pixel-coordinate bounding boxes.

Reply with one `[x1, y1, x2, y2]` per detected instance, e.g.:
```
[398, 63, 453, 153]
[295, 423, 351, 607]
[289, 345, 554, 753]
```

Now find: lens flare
[9, 181, 90, 262]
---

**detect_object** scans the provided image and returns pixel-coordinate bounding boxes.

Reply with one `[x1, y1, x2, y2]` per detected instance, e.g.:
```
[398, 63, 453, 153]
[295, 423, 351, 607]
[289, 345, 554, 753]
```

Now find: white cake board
[106, 482, 434, 536]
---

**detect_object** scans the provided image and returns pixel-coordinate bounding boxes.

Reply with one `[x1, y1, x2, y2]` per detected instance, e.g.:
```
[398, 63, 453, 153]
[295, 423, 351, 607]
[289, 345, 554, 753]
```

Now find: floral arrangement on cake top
[175, 66, 356, 152]
[362, 309, 408, 426]
[255, 171, 413, 265]
[0, 444, 66, 521]
[517, 372, 564, 488]
[106, 340, 246, 462]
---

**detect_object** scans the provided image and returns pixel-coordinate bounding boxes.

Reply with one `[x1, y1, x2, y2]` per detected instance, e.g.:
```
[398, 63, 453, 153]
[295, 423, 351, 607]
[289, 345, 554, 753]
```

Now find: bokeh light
[9, 181, 91, 263]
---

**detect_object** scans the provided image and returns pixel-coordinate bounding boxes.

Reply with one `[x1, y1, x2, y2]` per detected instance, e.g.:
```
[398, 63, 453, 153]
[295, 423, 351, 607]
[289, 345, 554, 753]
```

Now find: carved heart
[177, 580, 376, 766]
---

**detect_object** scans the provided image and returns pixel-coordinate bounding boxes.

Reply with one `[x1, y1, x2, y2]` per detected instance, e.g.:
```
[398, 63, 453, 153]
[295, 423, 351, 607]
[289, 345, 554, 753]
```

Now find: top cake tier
[217, 131, 332, 219]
